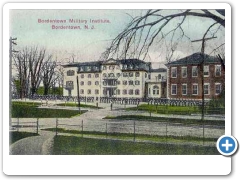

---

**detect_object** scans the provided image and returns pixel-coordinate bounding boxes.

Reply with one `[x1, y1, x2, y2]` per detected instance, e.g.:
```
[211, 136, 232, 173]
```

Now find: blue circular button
[217, 135, 238, 156]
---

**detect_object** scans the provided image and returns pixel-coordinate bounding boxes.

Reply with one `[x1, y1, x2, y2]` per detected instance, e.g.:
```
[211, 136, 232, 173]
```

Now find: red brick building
[165, 53, 225, 100]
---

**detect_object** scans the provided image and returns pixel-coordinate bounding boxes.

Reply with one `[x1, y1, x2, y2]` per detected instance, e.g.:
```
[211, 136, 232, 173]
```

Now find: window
[171, 84, 177, 95]
[129, 89, 133, 95]
[117, 89, 120, 95]
[88, 81, 91, 85]
[181, 67, 187, 78]
[103, 89, 107, 95]
[103, 73, 107, 78]
[129, 65, 133, 69]
[123, 64, 127, 69]
[94, 66, 99, 71]
[153, 85, 160, 95]
[215, 65, 221, 76]
[192, 66, 198, 77]
[182, 84, 187, 95]
[123, 72, 128, 77]
[86, 66, 91, 71]
[148, 74, 151, 79]
[108, 73, 115, 77]
[123, 89, 127, 95]
[129, 72, 133, 77]
[95, 81, 99, 85]
[158, 74, 162, 80]
[80, 89, 84, 94]
[135, 89, 140, 95]
[87, 89, 91, 94]
[109, 65, 115, 70]
[88, 74, 91, 78]
[192, 84, 198, 95]
[66, 81, 74, 89]
[80, 81, 84, 86]
[117, 73, 121, 77]
[79, 67, 84, 72]
[135, 80, 140, 85]
[171, 67, 177, 78]
[215, 83, 221, 95]
[95, 89, 99, 94]
[123, 81, 127, 85]
[117, 81, 121, 85]
[103, 81, 107, 86]
[204, 65, 209, 77]
[103, 66, 107, 70]
[80, 74, 84, 78]
[95, 74, 99, 78]
[204, 83, 210, 95]
[129, 80, 134, 85]
[135, 72, 140, 77]
[67, 70, 75, 76]
[145, 73, 147, 78]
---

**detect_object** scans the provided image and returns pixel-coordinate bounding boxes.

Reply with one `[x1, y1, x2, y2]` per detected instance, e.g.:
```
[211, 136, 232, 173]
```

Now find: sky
[9, 9, 225, 68]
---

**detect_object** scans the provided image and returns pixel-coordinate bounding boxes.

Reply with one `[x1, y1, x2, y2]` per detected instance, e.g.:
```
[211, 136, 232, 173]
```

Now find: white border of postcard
[3, 2, 231, 175]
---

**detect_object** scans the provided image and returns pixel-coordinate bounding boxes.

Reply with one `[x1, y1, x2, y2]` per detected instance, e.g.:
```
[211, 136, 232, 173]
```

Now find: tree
[42, 56, 57, 95]
[28, 47, 46, 95]
[13, 47, 31, 99]
[13, 46, 56, 97]
[106, 9, 225, 61]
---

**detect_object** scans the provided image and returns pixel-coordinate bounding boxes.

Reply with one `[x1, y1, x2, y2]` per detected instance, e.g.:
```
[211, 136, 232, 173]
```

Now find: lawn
[56, 102, 102, 109]
[103, 115, 225, 126]
[43, 128, 218, 145]
[127, 104, 225, 115]
[11, 101, 85, 118]
[9, 131, 38, 145]
[53, 135, 220, 155]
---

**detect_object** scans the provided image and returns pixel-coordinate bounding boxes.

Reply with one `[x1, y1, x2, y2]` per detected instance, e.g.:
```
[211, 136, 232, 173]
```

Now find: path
[10, 132, 55, 155]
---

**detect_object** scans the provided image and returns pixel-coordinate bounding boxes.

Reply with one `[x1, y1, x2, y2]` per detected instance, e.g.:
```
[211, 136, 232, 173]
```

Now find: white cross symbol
[222, 139, 233, 151]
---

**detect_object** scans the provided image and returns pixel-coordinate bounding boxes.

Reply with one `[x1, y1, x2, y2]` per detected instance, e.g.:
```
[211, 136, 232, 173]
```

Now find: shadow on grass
[9, 131, 39, 145]
[53, 135, 220, 155]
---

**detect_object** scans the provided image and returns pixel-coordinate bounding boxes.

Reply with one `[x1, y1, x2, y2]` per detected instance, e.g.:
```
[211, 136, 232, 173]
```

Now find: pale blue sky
[10, 9, 225, 66]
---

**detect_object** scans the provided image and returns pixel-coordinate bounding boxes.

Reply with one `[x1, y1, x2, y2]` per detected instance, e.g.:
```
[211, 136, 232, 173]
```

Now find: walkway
[10, 131, 55, 155]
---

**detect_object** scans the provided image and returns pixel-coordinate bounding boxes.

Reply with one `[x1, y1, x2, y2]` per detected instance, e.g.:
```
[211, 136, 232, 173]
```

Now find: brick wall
[168, 63, 225, 99]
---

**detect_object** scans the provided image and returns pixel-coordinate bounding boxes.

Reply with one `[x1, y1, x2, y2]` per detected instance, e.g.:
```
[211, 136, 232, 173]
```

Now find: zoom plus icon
[217, 135, 238, 156]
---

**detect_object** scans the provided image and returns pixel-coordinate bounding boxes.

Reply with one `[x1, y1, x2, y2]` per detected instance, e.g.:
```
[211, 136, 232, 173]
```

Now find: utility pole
[9, 37, 18, 128]
[76, 76, 81, 113]
[192, 36, 216, 145]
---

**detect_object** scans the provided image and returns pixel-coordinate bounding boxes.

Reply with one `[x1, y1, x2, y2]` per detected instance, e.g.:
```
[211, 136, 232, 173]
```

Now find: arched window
[153, 85, 160, 95]
[103, 73, 107, 77]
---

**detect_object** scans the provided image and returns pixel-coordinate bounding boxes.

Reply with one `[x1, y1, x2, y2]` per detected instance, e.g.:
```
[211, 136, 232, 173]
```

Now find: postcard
[2, 2, 235, 176]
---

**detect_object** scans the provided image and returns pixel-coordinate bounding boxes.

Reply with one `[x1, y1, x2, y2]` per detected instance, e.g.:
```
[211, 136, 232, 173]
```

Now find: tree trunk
[44, 85, 49, 95]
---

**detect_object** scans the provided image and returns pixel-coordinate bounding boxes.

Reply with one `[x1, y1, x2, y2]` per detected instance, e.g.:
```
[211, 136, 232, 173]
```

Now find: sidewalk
[10, 131, 55, 155]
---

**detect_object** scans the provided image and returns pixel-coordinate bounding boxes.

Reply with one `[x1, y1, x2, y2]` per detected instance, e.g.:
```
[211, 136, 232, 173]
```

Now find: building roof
[150, 68, 167, 72]
[62, 58, 149, 67]
[166, 52, 220, 66]
[61, 61, 103, 68]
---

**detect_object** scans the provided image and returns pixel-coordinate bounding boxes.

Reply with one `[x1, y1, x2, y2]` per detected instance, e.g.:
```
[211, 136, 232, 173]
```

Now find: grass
[103, 115, 225, 126]
[9, 131, 39, 145]
[42, 128, 218, 144]
[127, 104, 225, 115]
[53, 135, 220, 155]
[11, 101, 85, 118]
[56, 102, 102, 109]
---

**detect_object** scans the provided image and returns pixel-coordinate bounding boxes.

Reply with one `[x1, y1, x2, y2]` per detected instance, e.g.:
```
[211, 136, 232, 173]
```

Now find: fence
[12, 94, 211, 107]
[11, 117, 224, 145]
[11, 118, 39, 134]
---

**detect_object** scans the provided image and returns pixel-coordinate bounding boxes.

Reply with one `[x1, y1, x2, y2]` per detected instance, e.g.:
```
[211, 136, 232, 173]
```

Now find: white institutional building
[62, 58, 167, 100]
